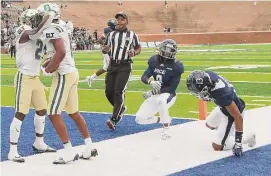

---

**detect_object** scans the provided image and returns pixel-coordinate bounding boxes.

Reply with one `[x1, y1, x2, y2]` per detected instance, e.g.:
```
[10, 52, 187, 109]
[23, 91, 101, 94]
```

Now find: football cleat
[8, 153, 25, 163]
[32, 144, 56, 153]
[106, 118, 116, 130]
[79, 149, 98, 160]
[53, 153, 79, 164]
[161, 126, 171, 140]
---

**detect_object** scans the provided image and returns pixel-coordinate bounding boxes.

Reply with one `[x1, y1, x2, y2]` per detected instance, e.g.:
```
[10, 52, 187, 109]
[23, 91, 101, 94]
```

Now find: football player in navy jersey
[86, 18, 116, 87]
[186, 70, 256, 156]
[135, 39, 184, 140]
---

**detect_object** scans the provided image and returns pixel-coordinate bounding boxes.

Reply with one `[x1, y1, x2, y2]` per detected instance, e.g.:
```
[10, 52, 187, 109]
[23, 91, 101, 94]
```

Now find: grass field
[1, 44, 271, 119]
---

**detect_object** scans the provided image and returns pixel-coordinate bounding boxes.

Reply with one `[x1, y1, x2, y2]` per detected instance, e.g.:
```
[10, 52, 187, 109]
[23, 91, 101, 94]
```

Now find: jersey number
[35, 39, 43, 60]
[156, 74, 163, 83]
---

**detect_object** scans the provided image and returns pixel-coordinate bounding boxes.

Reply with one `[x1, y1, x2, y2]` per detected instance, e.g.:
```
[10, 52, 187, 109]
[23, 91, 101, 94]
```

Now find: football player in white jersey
[8, 9, 57, 163]
[37, 3, 98, 164]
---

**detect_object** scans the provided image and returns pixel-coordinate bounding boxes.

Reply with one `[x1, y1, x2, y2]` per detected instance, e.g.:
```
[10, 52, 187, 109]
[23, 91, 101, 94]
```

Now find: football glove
[40, 66, 52, 76]
[232, 142, 243, 157]
[233, 131, 243, 157]
[143, 90, 153, 99]
[143, 89, 159, 99]
[148, 80, 161, 91]
[86, 76, 92, 88]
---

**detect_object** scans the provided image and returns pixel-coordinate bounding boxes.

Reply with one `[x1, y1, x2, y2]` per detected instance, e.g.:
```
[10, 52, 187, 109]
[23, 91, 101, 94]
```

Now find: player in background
[37, 3, 97, 164]
[135, 39, 184, 139]
[186, 70, 256, 156]
[8, 9, 56, 163]
[86, 18, 116, 87]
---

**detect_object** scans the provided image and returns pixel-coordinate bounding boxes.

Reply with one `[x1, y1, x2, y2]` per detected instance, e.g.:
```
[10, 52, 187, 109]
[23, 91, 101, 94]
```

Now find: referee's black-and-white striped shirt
[104, 29, 140, 61]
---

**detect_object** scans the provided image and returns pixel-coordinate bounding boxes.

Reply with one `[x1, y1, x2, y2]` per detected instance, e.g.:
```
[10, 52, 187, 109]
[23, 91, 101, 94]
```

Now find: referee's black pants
[105, 63, 131, 119]
[10, 46, 16, 58]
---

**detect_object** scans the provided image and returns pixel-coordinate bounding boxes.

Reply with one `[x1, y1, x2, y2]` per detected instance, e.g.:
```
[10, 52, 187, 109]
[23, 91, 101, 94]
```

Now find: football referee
[102, 11, 141, 130]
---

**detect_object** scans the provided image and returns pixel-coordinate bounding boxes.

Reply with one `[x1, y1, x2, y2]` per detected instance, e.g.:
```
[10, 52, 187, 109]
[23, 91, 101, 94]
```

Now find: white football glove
[149, 80, 161, 90]
[143, 90, 154, 99]
[86, 76, 93, 88]
[40, 66, 52, 76]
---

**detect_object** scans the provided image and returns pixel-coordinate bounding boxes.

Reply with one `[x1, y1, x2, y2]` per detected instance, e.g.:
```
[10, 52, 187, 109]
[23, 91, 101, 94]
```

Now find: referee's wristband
[235, 131, 243, 143]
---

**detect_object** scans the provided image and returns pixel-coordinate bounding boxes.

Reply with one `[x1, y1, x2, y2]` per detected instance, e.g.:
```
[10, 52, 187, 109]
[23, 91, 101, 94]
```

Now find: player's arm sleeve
[43, 26, 62, 40]
[141, 58, 154, 84]
[28, 12, 55, 40]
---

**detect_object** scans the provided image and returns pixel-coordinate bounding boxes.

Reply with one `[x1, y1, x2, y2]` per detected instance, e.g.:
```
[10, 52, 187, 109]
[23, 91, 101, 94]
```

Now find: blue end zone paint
[169, 144, 271, 176]
[1, 107, 193, 161]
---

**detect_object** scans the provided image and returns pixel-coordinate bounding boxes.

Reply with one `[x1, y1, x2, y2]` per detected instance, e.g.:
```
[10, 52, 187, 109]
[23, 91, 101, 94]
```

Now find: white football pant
[206, 106, 245, 150]
[135, 93, 176, 125]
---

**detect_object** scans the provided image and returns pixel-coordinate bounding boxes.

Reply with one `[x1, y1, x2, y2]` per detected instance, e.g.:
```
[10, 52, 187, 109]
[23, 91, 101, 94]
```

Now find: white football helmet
[37, 3, 61, 19]
[20, 9, 42, 27]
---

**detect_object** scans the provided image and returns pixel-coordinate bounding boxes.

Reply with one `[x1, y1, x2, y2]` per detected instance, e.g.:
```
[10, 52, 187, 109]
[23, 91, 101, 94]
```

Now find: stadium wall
[138, 31, 271, 44]
[1, 31, 271, 54]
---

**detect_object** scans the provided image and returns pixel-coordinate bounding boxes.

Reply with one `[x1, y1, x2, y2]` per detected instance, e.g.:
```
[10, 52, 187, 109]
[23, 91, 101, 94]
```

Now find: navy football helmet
[107, 18, 116, 29]
[186, 70, 214, 101]
[158, 39, 178, 60]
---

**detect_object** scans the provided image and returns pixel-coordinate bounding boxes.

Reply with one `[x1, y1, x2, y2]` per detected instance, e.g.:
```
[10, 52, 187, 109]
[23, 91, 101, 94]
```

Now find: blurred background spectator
[1, 1, 106, 53]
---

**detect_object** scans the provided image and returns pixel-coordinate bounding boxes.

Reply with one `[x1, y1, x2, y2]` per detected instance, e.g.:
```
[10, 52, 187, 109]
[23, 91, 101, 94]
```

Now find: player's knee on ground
[212, 142, 223, 151]
[205, 122, 217, 130]
[135, 110, 146, 124]
[15, 112, 26, 121]
[36, 109, 46, 116]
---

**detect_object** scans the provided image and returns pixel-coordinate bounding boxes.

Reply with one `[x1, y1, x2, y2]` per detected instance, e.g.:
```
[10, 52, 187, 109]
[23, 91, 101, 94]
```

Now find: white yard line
[2, 85, 271, 98]
[252, 100, 271, 102]
[246, 103, 267, 106]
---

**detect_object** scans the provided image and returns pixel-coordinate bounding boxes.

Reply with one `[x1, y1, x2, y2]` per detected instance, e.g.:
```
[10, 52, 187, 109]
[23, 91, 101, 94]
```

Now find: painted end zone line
[1, 106, 270, 176]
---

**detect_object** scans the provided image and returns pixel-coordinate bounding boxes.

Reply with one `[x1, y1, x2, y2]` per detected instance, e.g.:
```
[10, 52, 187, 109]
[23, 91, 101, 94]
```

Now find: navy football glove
[232, 142, 243, 157]
[233, 131, 243, 157]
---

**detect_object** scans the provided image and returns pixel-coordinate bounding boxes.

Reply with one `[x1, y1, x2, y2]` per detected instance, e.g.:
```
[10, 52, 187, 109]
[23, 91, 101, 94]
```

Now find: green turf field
[1, 44, 271, 119]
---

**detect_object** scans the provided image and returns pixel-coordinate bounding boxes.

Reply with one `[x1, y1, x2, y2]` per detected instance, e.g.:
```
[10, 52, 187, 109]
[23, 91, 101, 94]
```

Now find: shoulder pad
[175, 60, 184, 74]
[43, 24, 64, 39]
[148, 55, 158, 65]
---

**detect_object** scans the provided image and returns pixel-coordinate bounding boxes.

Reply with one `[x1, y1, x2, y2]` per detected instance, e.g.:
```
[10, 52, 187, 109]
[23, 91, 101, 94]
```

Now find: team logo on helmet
[186, 70, 213, 101]
[37, 3, 61, 19]
[20, 9, 43, 28]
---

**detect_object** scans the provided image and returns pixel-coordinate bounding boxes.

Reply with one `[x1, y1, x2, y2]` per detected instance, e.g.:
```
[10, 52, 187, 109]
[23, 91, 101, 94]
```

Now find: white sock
[9, 118, 22, 155]
[135, 116, 159, 124]
[34, 114, 45, 135]
[63, 142, 72, 149]
[34, 114, 45, 144]
[223, 136, 235, 150]
[83, 138, 93, 158]
[84, 137, 93, 145]
[10, 117, 22, 144]
[90, 73, 97, 80]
